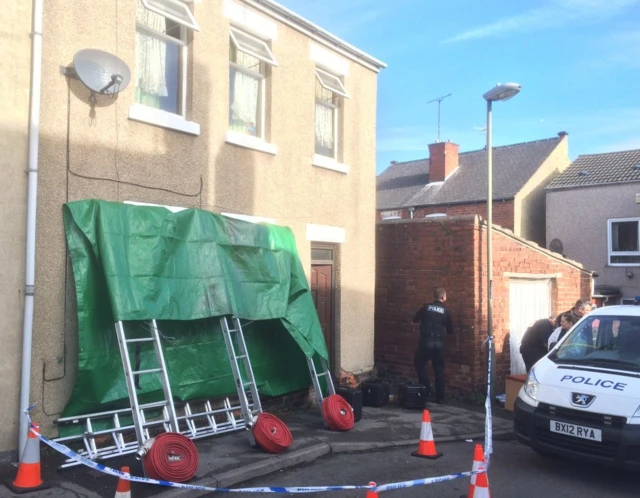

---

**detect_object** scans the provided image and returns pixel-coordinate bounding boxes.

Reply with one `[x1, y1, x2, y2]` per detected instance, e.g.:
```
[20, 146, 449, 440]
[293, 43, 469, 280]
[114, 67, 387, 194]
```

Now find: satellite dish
[549, 238, 564, 254]
[71, 49, 131, 95]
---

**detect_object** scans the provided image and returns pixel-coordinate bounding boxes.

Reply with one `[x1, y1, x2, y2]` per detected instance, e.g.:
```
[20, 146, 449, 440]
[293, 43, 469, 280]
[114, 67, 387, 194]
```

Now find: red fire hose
[252, 413, 293, 453]
[142, 433, 199, 482]
[322, 394, 354, 431]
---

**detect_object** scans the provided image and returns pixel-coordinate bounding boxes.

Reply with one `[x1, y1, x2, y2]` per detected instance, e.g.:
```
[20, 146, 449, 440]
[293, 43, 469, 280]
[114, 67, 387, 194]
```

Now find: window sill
[225, 131, 278, 155]
[312, 154, 348, 174]
[128, 104, 201, 136]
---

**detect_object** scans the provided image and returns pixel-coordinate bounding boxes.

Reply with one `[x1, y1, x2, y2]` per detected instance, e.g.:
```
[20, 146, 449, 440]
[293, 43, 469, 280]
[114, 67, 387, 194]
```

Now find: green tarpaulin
[61, 200, 327, 418]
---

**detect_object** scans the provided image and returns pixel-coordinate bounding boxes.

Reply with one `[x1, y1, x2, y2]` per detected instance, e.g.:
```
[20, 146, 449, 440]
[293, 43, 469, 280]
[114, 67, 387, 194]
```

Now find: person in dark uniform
[519, 316, 555, 372]
[412, 288, 453, 404]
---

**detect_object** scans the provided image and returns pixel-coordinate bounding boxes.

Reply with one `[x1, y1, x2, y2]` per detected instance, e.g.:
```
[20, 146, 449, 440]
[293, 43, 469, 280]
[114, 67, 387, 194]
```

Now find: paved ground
[228, 440, 638, 498]
[0, 402, 511, 497]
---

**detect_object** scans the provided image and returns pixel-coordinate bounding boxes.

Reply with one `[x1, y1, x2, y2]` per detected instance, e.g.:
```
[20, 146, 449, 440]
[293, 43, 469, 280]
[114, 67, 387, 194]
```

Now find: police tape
[29, 423, 487, 493]
[484, 335, 494, 468]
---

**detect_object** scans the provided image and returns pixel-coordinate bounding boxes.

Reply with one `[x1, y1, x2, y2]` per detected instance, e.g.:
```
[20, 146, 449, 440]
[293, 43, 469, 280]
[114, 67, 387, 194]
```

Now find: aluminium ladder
[307, 355, 336, 407]
[220, 316, 263, 446]
[115, 319, 179, 444]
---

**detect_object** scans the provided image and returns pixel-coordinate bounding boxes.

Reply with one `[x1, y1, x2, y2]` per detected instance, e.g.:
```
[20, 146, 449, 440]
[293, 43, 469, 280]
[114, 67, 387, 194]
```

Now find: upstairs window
[314, 68, 348, 159]
[135, 0, 199, 116]
[229, 27, 277, 138]
[609, 218, 640, 265]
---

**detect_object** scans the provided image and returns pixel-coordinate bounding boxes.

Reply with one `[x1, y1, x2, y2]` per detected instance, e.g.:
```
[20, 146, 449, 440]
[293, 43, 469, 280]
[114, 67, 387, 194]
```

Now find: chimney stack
[428, 141, 459, 182]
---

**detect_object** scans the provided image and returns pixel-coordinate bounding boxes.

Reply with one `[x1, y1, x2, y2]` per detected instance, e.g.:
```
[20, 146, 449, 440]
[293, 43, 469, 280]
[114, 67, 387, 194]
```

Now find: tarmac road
[219, 439, 638, 498]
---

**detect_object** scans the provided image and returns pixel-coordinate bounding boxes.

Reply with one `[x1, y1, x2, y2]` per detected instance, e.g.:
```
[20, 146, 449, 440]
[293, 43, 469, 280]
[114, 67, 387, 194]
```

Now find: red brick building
[376, 133, 570, 247]
[375, 216, 592, 395]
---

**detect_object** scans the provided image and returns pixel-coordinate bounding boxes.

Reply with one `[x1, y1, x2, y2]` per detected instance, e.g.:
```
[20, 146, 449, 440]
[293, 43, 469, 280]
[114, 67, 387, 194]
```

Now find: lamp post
[482, 82, 521, 400]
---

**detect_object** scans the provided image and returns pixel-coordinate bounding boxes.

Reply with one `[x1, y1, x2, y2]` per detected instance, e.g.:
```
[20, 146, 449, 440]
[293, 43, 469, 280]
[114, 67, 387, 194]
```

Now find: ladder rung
[139, 401, 168, 410]
[316, 371, 329, 377]
[236, 355, 247, 360]
[243, 382, 255, 389]
[132, 368, 162, 375]
[125, 337, 154, 343]
[141, 419, 169, 428]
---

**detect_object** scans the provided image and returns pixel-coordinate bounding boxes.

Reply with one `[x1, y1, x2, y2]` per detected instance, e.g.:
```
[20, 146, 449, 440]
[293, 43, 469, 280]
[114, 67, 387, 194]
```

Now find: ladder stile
[220, 316, 263, 446]
[150, 319, 180, 432]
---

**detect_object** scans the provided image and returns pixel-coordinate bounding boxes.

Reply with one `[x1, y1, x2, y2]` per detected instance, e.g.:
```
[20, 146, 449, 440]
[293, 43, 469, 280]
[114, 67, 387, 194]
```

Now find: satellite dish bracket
[60, 65, 79, 79]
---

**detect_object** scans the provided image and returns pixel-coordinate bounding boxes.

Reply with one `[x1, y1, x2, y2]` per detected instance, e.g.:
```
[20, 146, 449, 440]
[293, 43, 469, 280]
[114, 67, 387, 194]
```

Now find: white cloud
[441, 0, 640, 44]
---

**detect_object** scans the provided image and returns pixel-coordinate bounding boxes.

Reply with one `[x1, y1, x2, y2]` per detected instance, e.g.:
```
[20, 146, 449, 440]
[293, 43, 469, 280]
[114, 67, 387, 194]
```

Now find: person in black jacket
[412, 288, 453, 404]
[519, 317, 555, 372]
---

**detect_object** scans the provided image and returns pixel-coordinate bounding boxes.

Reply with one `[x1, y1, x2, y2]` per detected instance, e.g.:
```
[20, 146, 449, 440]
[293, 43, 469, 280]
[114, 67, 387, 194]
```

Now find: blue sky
[279, 0, 640, 174]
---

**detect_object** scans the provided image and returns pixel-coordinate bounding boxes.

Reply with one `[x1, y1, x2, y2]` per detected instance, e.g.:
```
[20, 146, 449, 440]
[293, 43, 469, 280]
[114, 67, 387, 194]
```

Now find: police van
[514, 305, 640, 468]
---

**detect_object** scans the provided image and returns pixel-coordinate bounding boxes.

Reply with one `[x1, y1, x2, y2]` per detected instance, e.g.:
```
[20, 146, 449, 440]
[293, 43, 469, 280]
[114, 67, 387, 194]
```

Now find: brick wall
[379, 200, 515, 233]
[375, 216, 591, 395]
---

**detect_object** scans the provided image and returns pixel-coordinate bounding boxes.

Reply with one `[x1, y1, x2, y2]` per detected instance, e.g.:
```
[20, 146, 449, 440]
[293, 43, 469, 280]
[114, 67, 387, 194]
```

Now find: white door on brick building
[509, 279, 552, 375]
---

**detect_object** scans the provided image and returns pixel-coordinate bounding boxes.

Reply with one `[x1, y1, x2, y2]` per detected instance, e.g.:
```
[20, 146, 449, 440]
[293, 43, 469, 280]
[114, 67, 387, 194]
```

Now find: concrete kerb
[160, 431, 512, 497]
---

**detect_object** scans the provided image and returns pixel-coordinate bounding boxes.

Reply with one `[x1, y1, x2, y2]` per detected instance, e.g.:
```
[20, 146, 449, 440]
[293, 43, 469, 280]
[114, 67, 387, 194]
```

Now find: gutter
[245, 0, 387, 72]
[19, 0, 43, 455]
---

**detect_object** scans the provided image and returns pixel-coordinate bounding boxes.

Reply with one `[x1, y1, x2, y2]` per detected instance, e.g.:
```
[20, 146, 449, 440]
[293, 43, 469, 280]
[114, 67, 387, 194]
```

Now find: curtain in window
[315, 103, 334, 156]
[229, 69, 259, 136]
[135, 4, 168, 109]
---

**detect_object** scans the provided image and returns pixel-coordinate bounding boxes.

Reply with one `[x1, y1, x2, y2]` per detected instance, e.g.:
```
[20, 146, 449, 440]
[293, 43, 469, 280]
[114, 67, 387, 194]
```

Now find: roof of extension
[377, 135, 563, 211]
[546, 148, 640, 191]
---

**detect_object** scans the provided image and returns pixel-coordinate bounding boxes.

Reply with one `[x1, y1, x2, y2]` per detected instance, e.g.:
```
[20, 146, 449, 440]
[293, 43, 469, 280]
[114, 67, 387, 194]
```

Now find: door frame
[311, 244, 337, 373]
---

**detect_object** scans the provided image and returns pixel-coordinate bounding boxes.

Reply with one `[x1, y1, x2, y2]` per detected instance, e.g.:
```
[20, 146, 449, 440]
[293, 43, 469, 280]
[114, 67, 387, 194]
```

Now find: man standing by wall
[412, 288, 453, 404]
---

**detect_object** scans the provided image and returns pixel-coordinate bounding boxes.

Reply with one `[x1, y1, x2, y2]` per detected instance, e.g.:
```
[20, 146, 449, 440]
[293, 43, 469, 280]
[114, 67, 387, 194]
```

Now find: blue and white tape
[484, 335, 494, 468]
[29, 417, 486, 493]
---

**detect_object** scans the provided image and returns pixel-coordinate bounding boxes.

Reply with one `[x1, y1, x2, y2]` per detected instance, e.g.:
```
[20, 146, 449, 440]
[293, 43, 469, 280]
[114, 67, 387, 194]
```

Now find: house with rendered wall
[546, 148, 640, 305]
[0, 0, 385, 458]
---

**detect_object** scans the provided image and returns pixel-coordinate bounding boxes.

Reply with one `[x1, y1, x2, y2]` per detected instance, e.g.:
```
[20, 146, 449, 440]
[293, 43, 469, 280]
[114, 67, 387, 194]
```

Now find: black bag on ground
[398, 382, 428, 409]
[336, 386, 363, 422]
[361, 380, 389, 407]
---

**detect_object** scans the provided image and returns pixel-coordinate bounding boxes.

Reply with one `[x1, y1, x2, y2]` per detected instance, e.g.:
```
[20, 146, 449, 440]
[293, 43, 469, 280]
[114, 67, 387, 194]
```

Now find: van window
[552, 315, 640, 371]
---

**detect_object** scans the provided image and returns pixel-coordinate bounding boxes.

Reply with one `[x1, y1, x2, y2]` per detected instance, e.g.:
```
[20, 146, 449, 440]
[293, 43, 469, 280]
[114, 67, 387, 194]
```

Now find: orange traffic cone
[115, 466, 132, 498]
[365, 481, 377, 498]
[411, 409, 442, 459]
[460, 444, 491, 498]
[5, 424, 49, 494]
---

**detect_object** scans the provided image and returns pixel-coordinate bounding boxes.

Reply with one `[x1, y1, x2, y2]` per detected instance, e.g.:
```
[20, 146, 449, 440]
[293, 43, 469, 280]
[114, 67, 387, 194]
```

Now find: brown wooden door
[311, 264, 333, 364]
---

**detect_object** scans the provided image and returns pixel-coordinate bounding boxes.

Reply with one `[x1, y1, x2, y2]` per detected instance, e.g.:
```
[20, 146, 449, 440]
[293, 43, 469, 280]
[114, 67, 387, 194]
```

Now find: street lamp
[482, 82, 521, 399]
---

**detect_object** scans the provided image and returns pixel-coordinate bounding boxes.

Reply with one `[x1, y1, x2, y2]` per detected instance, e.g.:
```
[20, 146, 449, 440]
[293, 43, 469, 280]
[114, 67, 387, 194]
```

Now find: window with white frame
[314, 68, 348, 159]
[135, 0, 199, 116]
[608, 218, 640, 265]
[228, 27, 277, 138]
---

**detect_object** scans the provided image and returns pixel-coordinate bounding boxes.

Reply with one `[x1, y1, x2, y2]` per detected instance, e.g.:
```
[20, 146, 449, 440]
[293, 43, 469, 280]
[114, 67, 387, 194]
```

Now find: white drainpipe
[19, 0, 43, 455]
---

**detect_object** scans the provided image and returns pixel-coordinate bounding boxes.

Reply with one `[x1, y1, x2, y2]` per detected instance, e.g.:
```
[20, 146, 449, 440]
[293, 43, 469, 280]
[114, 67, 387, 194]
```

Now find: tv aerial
[427, 93, 452, 143]
[61, 49, 131, 97]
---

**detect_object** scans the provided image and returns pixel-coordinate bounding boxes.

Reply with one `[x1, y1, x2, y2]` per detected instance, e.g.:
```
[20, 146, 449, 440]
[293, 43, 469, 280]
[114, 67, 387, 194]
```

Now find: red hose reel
[322, 394, 354, 431]
[142, 433, 199, 483]
[252, 413, 293, 454]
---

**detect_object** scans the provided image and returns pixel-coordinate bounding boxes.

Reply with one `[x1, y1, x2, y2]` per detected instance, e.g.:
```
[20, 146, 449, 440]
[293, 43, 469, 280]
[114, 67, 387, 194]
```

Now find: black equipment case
[361, 380, 390, 407]
[398, 382, 428, 409]
[335, 386, 363, 422]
